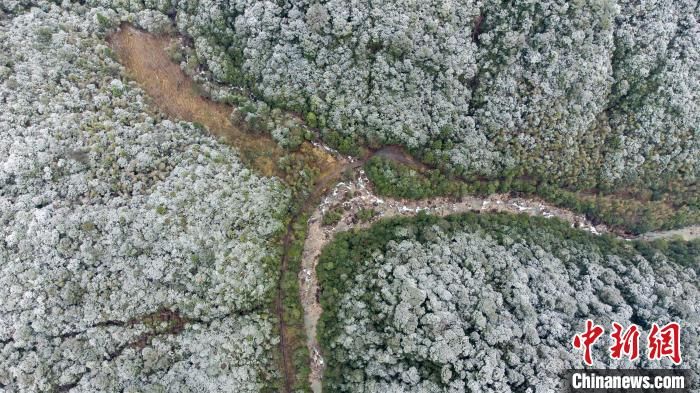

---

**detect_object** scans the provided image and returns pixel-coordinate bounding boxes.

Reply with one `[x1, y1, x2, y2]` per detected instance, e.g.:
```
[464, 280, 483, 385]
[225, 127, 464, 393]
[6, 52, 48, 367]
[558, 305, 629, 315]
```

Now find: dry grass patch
[108, 24, 340, 182]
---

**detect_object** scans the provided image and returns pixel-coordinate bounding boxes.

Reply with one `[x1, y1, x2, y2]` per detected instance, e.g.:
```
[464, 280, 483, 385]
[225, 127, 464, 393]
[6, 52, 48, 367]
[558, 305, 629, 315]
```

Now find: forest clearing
[107, 24, 700, 393]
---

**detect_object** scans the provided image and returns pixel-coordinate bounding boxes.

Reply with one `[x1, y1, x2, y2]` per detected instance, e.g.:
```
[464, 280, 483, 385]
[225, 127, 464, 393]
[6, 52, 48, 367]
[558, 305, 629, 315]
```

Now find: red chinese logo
[573, 320, 682, 365]
[572, 319, 604, 366]
[648, 322, 682, 364]
[610, 322, 640, 361]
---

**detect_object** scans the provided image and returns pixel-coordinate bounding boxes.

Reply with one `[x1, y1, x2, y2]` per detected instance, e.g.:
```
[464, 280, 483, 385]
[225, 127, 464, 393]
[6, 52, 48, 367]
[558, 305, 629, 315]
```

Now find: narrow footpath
[107, 24, 699, 393]
[299, 169, 700, 392]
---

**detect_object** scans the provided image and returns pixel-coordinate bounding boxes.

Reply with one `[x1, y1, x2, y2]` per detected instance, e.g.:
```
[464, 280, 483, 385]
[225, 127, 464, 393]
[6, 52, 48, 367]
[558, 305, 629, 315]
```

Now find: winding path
[107, 24, 699, 393]
[300, 172, 596, 392]
[299, 170, 700, 392]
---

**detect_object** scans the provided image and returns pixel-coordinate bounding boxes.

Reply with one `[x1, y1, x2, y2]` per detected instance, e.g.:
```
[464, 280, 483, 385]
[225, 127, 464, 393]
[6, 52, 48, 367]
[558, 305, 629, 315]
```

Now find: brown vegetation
[108, 24, 339, 183]
[106, 24, 699, 393]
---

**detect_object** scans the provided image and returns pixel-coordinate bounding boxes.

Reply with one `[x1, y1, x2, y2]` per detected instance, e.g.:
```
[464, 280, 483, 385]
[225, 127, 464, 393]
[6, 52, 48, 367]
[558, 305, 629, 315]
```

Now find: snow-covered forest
[1, 0, 699, 392]
[1, 3, 289, 391]
[80, 0, 700, 191]
[318, 213, 699, 392]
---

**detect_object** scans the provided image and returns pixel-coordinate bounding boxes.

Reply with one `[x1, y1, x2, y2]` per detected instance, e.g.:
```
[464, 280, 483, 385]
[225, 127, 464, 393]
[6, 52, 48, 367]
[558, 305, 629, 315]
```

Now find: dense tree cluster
[2, 1, 699, 391]
[605, 0, 700, 187]
[365, 157, 700, 234]
[318, 213, 699, 392]
[0, 3, 289, 391]
[365, 156, 468, 200]
[87, 0, 699, 191]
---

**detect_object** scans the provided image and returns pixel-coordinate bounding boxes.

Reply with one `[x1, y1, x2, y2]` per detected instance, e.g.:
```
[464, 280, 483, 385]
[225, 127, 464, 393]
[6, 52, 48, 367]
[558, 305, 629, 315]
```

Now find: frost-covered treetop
[318, 214, 699, 392]
[1, 3, 288, 391]
[88, 0, 700, 188]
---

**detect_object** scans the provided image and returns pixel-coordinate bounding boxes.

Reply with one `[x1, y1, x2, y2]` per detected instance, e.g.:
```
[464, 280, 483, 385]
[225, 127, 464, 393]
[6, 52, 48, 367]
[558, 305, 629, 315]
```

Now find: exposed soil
[299, 170, 605, 392]
[107, 24, 699, 393]
[109, 24, 342, 393]
[371, 145, 428, 171]
[299, 170, 700, 392]
[108, 25, 277, 176]
[640, 225, 700, 241]
[107, 24, 339, 182]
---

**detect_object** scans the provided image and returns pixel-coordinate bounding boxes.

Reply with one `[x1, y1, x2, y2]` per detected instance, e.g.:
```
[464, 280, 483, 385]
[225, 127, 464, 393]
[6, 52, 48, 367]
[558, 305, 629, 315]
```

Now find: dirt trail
[639, 225, 700, 241]
[109, 24, 343, 393]
[371, 145, 428, 171]
[107, 24, 698, 393]
[108, 25, 277, 176]
[299, 170, 604, 392]
[299, 170, 700, 392]
[108, 24, 339, 182]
